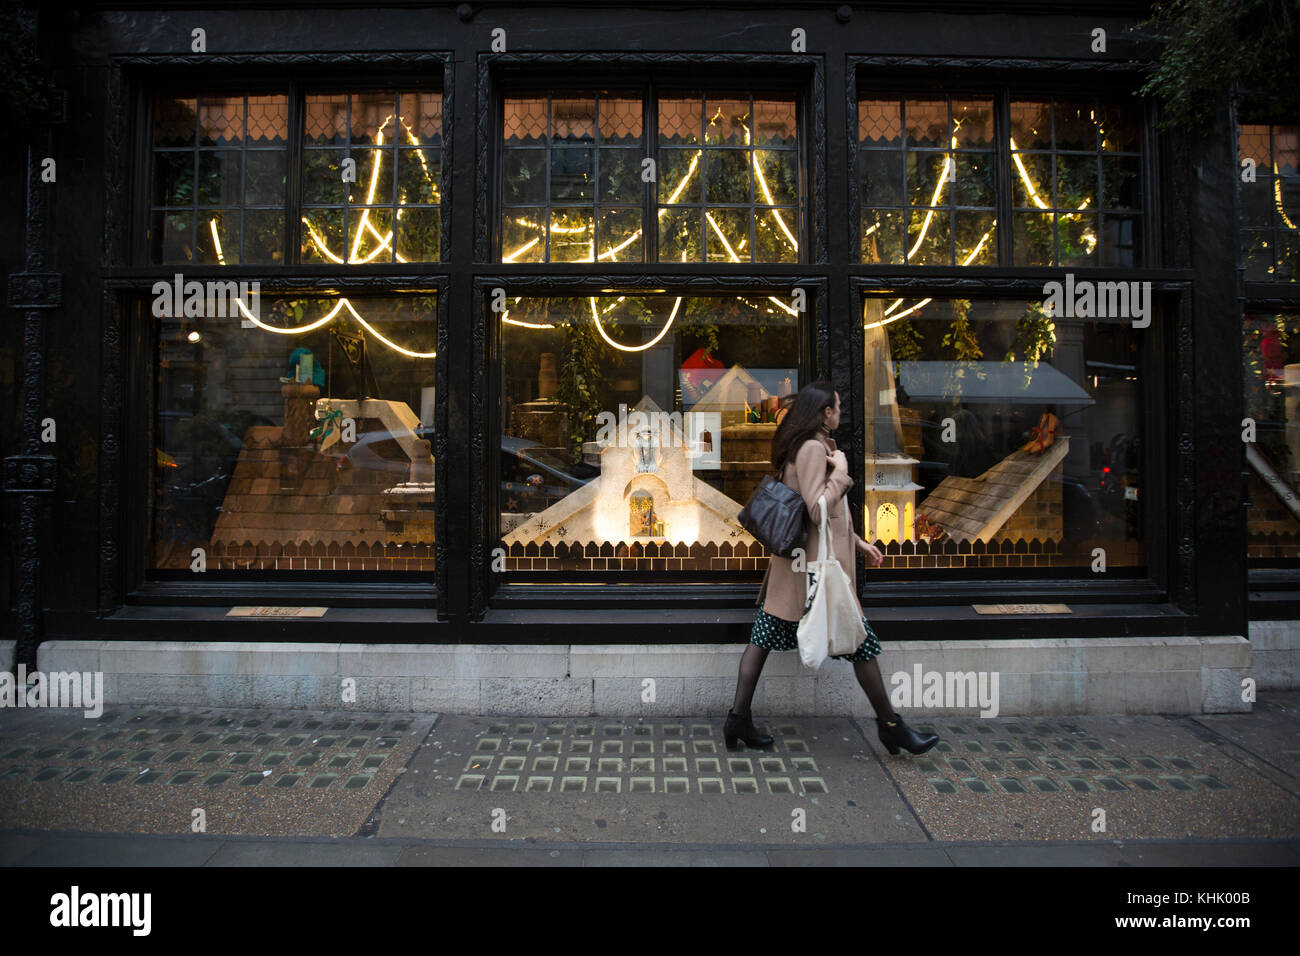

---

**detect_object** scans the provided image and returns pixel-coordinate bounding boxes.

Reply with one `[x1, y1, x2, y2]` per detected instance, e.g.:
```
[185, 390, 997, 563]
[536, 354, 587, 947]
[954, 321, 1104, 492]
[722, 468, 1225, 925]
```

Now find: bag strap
[817, 494, 830, 561]
[804, 495, 831, 606]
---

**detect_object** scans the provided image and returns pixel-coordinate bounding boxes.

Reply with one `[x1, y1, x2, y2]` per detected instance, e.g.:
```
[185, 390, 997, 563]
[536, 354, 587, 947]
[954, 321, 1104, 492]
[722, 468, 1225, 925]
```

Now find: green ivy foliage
[1139, 0, 1300, 130]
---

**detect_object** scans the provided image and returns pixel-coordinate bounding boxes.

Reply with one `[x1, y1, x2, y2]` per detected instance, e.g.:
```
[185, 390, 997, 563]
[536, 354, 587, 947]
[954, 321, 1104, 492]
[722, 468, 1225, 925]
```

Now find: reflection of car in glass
[336, 430, 596, 510]
[338, 425, 437, 480]
[156, 410, 269, 541]
[501, 436, 596, 513]
[157, 411, 251, 493]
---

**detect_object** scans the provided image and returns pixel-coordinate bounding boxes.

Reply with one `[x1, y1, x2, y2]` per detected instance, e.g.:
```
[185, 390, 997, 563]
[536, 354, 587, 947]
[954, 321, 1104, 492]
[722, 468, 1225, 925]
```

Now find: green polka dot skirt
[750, 608, 882, 662]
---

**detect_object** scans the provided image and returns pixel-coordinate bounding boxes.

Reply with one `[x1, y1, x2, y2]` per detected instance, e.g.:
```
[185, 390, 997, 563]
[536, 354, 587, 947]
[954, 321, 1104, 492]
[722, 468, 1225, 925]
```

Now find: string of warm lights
[866, 130, 1097, 330]
[501, 106, 798, 265]
[299, 112, 442, 266]
[498, 106, 807, 341]
[213, 109, 1108, 355]
[1276, 161, 1297, 231]
[205, 112, 441, 359]
[232, 296, 436, 358]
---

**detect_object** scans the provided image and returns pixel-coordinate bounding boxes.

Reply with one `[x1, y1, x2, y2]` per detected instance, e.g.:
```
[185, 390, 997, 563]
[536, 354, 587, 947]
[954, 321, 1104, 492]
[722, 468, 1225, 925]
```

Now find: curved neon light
[342, 300, 436, 358]
[300, 112, 440, 265]
[232, 297, 435, 357]
[1277, 162, 1297, 230]
[234, 297, 344, 334]
[589, 295, 681, 352]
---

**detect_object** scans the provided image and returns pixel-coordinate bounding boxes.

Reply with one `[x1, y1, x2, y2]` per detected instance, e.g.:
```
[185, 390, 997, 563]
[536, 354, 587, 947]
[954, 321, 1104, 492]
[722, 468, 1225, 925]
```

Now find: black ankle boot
[724, 708, 774, 749]
[876, 713, 939, 755]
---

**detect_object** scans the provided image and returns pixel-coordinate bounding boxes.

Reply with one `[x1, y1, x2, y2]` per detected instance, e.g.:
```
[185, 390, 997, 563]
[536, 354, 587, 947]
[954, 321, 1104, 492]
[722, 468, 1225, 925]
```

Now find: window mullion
[947, 98, 956, 266]
[545, 92, 553, 262]
[646, 83, 655, 264]
[995, 90, 1013, 267]
[287, 84, 305, 265]
[191, 96, 201, 263]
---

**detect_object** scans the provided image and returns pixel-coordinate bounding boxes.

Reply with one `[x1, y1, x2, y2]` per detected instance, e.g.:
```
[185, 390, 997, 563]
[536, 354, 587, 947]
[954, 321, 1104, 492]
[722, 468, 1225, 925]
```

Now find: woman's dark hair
[771, 379, 837, 475]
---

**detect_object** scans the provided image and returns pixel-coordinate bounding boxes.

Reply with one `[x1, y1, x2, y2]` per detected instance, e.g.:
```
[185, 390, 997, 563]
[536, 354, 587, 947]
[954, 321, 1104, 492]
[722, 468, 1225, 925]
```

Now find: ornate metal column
[4, 10, 61, 668]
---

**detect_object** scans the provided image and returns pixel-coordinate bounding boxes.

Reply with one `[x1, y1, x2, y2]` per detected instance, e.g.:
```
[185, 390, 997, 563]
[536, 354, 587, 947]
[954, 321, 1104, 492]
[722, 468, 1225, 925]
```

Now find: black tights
[731, 644, 898, 722]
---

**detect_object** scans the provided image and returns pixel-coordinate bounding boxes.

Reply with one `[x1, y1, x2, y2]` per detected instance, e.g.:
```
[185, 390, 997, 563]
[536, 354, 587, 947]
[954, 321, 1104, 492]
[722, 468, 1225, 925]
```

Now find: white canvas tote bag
[797, 495, 867, 669]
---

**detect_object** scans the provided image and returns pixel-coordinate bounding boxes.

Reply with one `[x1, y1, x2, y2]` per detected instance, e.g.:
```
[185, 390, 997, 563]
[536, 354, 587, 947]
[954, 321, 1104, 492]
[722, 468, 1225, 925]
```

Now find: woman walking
[725, 380, 939, 756]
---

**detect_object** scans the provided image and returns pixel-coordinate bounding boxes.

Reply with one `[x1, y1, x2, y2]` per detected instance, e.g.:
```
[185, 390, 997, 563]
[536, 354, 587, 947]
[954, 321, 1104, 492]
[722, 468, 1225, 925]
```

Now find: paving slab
[879, 713, 1300, 842]
[2, 695, 1298, 855]
[1190, 694, 1300, 796]
[0, 704, 433, 838]
[374, 715, 925, 845]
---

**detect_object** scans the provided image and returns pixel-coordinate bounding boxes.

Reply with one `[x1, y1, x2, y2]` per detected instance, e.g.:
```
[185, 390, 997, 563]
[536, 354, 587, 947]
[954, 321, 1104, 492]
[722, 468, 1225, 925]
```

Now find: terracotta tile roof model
[919, 436, 1070, 544]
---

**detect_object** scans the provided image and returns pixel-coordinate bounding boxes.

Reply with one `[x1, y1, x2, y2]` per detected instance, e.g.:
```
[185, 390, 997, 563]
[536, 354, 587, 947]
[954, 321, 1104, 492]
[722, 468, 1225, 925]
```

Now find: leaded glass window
[1238, 123, 1299, 281]
[301, 90, 443, 263]
[150, 94, 289, 264]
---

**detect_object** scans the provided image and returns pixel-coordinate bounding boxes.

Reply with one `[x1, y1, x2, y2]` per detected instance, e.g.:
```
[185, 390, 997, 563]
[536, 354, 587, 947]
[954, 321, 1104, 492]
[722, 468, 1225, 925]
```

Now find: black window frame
[1236, 120, 1300, 283]
[850, 75, 1157, 270]
[112, 54, 454, 614]
[476, 55, 826, 611]
[492, 79, 810, 265]
[1238, 111, 1300, 617]
[137, 73, 449, 269]
[845, 60, 1188, 621]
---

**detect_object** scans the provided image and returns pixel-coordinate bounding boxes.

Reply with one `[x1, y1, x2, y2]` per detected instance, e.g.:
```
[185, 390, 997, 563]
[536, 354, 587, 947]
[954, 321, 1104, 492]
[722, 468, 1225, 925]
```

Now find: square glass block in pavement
[455, 718, 831, 796]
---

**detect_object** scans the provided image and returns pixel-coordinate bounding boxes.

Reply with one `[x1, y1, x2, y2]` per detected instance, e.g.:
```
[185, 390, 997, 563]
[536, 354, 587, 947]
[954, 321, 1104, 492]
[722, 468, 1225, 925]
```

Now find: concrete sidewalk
[3, 830, 1298, 866]
[2, 691, 1298, 865]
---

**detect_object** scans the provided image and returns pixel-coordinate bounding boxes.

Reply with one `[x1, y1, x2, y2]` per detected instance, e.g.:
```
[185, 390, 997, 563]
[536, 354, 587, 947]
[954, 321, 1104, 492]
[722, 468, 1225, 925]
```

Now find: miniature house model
[862, 321, 923, 542]
[690, 364, 765, 425]
[502, 395, 755, 548]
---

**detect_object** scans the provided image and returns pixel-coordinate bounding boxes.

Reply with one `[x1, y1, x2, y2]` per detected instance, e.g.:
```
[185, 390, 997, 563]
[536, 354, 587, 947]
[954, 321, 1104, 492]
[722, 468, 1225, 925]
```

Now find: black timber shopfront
[2, 1, 1298, 663]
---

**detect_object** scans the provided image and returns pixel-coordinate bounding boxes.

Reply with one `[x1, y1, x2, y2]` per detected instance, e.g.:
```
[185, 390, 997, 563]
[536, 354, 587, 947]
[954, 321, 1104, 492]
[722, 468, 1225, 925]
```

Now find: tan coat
[755, 432, 865, 622]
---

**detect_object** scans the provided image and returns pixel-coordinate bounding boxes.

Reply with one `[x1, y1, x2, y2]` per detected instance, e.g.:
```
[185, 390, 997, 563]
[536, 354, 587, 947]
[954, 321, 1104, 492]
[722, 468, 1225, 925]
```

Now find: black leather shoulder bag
[737, 462, 808, 558]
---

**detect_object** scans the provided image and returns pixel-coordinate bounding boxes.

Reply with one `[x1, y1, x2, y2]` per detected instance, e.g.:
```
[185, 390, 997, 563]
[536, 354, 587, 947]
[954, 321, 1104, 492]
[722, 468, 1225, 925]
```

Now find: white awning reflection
[898, 361, 1097, 406]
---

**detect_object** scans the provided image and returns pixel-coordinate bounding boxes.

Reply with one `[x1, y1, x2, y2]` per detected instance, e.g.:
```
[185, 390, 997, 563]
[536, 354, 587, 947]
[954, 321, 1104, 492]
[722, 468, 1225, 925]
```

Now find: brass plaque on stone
[227, 606, 328, 617]
[972, 603, 1071, 614]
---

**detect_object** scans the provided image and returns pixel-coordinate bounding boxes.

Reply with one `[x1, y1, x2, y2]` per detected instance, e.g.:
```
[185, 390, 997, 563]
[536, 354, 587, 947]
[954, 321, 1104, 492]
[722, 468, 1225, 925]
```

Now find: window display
[1244, 310, 1300, 560]
[498, 294, 799, 571]
[1009, 98, 1142, 267]
[149, 88, 444, 266]
[858, 96, 996, 266]
[862, 296, 1144, 569]
[658, 93, 800, 263]
[151, 295, 437, 573]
